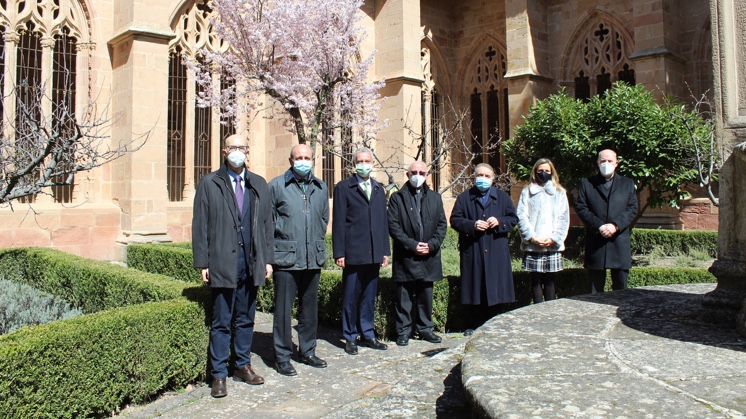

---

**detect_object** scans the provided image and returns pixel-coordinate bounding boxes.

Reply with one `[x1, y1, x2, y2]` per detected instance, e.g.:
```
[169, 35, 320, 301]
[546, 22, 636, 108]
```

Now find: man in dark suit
[575, 149, 638, 293]
[332, 147, 390, 355]
[192, 134, 275, 398]
[388, 161, 448, 346]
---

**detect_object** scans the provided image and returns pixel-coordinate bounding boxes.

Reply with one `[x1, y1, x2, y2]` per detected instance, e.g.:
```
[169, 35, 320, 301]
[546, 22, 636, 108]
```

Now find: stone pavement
[463, 283, 746, 418]
[117, 311, 472, 418]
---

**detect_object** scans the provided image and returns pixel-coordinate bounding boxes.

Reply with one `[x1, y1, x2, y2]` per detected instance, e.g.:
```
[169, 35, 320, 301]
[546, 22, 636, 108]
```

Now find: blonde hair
[530, 158, 564, 191]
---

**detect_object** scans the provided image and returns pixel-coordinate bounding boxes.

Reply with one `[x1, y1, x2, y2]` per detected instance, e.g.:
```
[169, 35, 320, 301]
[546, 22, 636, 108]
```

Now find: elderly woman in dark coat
[450, 163, 518, 335]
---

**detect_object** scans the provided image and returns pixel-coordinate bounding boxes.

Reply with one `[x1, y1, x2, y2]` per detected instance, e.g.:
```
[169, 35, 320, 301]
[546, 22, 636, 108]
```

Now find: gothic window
[1, 0, 89, 204]
[321, 96, 355, 196]
[567, 21, 635, 100]
[465, 44, 509, 173]
[168, 0, 233, 202]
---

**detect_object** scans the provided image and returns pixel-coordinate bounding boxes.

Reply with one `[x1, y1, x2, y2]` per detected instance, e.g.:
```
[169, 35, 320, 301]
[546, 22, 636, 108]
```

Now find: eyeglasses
[226, 145, 249, 152]
[410, 171, 428, 176]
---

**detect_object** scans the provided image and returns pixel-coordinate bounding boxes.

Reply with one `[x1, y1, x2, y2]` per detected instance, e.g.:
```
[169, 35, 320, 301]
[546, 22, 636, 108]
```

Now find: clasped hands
[475, 216, 499, 232]
[599, 223, 618, 238]
[530, 237, 555, 247]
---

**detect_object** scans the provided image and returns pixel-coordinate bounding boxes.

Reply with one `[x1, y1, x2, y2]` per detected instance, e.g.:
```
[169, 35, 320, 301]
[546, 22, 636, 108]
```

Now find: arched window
[464, 43, 509, 173]
[1, 0, 90, 203]
[566, 20, 635, 101]
[168, 0, 234, 202]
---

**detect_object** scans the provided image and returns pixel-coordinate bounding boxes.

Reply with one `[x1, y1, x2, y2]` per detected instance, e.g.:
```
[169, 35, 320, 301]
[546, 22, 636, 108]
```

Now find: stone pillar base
[702, 259, 746, 336]
[114, 230, 173, 262]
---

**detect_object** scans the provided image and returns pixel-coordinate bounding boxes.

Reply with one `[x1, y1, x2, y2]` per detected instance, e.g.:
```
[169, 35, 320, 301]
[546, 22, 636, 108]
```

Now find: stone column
[504, 0, 554, 135]
[374, 0, 423, 184]
[629, 0, 686, 99]
[704, 0, 746, 336]
[107, 24, 175, 260]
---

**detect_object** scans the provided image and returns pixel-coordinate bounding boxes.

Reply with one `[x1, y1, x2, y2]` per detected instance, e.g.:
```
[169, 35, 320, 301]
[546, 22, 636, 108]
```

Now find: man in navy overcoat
[450, 163, 518, 335]
[332, 147, 391, 355]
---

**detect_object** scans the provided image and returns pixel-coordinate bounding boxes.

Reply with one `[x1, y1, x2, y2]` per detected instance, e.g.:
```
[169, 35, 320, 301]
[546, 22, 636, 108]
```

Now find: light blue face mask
[355, 164, 373, 178]
[475, 177, 492, 191]
[293, 160, 313, 177]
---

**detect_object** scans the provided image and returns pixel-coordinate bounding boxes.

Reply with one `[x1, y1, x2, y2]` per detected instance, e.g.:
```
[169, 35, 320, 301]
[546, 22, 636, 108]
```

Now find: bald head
[222, 134, 249, 170]
[290, 144, 313, 160]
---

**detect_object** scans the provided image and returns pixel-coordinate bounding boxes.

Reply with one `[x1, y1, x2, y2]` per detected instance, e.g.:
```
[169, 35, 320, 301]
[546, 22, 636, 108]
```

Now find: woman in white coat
[516, 158, 570, 303]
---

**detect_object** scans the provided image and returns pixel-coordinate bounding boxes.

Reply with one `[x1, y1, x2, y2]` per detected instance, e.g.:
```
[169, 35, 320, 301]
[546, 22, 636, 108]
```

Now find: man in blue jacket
[269, 144, 329, 376]
[332, 147, 390, 355]
[192, 134, 274, 398]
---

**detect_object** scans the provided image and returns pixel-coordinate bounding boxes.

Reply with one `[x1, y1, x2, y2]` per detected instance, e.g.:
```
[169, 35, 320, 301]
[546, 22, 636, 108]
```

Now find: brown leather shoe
[211, 377, 227, 398]
[233, 365, 265, 385]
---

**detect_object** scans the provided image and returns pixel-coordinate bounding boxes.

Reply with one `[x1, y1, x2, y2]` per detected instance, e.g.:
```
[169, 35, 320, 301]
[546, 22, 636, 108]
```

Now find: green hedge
[0, 248, 190, 314]
[0, 248, 211, 418]
[630, 229, 718, 257]
[0, 299, 208, 418]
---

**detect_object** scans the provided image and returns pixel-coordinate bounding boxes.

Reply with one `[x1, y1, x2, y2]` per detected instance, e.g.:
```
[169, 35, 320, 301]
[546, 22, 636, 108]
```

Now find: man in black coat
[332, 147, 390, 355]
[450, 163, 518, 335]
[192, 134, 275, 397]
[388, 161, 448, 346]
[575, 149, 638, 293]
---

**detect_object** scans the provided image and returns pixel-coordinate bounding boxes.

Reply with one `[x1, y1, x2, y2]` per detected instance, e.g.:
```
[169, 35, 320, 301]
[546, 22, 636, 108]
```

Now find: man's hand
[381, 255, 389, 268]
[265, 264, 273, 279]
[415, 242, 430, 255]
[201, 268, 210, 283]
[335, 257, 346, 269]
[475, 220, 489, 231]
[599, 223, 618, 238]
[486, 216, 499, 229]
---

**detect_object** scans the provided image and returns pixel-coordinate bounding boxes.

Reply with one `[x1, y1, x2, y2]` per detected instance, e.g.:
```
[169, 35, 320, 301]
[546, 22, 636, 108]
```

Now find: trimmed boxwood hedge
[0, 248, 210, 418]
[0, 299, 209, 418]
[0, 248, 190, 314]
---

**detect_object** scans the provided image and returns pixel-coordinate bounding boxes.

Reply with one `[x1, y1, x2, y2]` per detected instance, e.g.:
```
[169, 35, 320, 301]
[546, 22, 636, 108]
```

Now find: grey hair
[354, 147, 374, 162]
[597, 149, 618, 161]
[474, 162, 495, 177]
[408, 160, 426, 172]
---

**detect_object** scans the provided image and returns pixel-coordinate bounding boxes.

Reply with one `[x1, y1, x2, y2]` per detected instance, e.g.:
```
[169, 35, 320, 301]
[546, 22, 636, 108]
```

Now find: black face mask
[536, 171, 552, 184]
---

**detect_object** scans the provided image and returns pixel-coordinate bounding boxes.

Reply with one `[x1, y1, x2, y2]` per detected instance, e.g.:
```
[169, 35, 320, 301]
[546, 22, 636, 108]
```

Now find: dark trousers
[589, 269, 629, 293]
[341, 264, 380, 342]
[273, 269, 320, 362]
[395, 281, 434, 337]
[210, 280, 257, 378]
[464, 302, 502, 331]
[531, 272, 556, 303]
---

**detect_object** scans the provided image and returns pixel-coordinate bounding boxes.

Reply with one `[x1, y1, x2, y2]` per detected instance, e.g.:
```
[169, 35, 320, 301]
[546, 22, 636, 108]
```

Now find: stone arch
[455, 33, 508, 100]
[694, 15, 713, 100]
[168, 0, 228, 56]
[0, 0, 91, 42]
[560, 10, 635, 87]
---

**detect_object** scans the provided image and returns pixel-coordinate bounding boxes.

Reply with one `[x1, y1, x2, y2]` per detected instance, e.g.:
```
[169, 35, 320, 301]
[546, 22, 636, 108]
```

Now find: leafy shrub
[630, 229, 717, 258]
[0, 279, 83, 335]
[0, 299, 209, 418]
[127, 244, 200, 284]
[0, 248, 190, 314]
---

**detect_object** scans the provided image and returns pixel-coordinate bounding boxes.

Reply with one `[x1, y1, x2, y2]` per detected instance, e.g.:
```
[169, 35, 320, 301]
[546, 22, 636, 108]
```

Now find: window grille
[15, 24, 42, 203]
[51, 28, 77, 203]
[193, 76, 212, 184]
[167, 50, 187, 202]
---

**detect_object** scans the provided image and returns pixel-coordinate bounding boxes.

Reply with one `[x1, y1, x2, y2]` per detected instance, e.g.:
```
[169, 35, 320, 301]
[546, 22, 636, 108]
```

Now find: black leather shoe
[298, 354, 327, 368]
[358, 338, 388, 350]
[419, 331, 442, 343]
[275, 361, 297, 376]
[345, 340, 358, 355]
[396, 335, 409, 346]
[211, 377, 227, 398]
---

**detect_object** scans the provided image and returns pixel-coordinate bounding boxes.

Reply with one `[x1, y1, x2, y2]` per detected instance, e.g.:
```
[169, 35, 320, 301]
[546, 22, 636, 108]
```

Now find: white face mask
[599, 162, 615, 177]
[228, 150, 246, 168]
[409, 174, 426, 189]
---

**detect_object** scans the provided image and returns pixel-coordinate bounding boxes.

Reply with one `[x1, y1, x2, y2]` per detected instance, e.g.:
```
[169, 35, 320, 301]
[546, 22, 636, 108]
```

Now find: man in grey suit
[192, 134, 274, 398]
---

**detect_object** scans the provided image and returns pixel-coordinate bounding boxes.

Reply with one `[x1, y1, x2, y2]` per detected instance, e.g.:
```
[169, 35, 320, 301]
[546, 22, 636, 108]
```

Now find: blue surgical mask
[475, 177, 492, 191]
[293, 160, 313, 177]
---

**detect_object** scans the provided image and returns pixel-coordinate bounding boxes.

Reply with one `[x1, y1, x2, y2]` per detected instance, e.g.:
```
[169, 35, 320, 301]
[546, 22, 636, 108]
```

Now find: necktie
[363, 181, 371, 200]
[235, 174, 244, 215]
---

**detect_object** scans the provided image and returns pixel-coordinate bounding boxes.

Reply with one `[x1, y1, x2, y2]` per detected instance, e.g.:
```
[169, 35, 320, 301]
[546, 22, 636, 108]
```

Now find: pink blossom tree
[190, 0, 385, 151]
